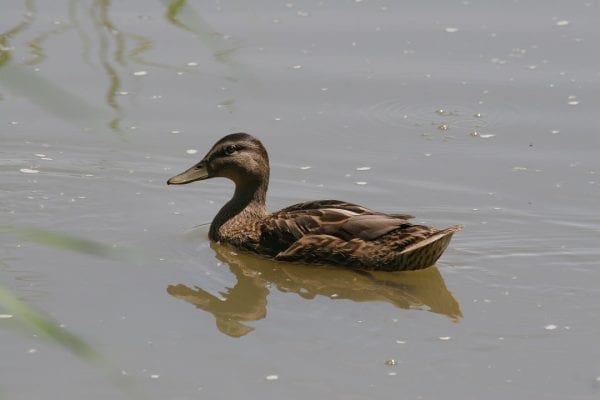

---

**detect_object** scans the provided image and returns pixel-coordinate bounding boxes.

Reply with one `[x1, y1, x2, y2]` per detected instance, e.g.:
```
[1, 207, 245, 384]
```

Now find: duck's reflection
[167, 242, 462, 337]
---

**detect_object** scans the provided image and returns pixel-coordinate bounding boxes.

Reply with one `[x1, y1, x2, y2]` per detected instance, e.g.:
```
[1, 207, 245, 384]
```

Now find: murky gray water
[2, 1, 599, 399]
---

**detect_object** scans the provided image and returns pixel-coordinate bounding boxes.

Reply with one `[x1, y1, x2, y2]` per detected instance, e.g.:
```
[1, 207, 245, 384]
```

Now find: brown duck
[167, 133, 462, 271]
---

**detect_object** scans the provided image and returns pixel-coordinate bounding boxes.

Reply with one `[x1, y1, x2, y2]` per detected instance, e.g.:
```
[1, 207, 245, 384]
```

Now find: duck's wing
[260, 206, 415, 255]
[278, 199, 414, 220]
[278, 200, 374, 214]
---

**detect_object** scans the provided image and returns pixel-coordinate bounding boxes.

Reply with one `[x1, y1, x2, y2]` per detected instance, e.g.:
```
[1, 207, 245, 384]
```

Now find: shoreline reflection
[168, 242, 462, 338]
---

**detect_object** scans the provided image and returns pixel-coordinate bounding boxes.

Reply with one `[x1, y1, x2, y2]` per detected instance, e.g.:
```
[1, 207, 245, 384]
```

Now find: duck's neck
[209, 178, 268, 241]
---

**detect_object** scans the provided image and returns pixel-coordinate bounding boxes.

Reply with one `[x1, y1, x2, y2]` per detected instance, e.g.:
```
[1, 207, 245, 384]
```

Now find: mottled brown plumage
[168, 133, 463, 271]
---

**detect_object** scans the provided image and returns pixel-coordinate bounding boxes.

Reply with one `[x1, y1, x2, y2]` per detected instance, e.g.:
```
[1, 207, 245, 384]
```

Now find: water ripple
[361, 98, 522, 133]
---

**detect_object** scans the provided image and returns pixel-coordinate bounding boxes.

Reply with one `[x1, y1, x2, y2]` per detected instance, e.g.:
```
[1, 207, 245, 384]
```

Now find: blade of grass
[0, 287, 98, 360]
[0, 225, 136, 260]
[0, 286, 144, 399]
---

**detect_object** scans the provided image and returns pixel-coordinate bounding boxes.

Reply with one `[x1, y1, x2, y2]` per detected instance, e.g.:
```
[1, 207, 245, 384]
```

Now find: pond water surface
[1, 1, 599, 399]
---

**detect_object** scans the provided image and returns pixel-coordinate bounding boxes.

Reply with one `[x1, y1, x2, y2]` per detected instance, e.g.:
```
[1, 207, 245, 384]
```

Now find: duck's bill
[167, 163, 209, 185]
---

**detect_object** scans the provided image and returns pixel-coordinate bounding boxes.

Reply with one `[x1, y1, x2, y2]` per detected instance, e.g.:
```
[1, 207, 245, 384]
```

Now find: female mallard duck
[167, 133, 462, 271]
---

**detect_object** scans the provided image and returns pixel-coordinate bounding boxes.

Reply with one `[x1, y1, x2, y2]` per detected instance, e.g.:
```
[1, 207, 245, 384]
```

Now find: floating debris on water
[556, 20, 570, 27]
[567, 95, 579, 105]
[445, 27, 459, 33]
[388, 372, 397, 376]
[0, 314, 13, 319]
[186, 149, 198, 154]
[265, 374, 279, 381]
[300, 166, 311, 170]
[133, 70, 148, 76]
[544, 324, 558, 331]
[384, 359, 397, 366]
[20, 168, 39, 174]
[473, 112, 483, 118]
[355, 181, 367, 185]
[356, 166, 371, 171]
[395, 340, 406, 344]
[187, 61, 199, 67]
[479, 133, 496, 139]
[437, 123, 449, 131]
[291, 65, 302, 69]
[512, 166, 528, 172]
[150, 374, 160, 379]
[438, 336, 452, 341]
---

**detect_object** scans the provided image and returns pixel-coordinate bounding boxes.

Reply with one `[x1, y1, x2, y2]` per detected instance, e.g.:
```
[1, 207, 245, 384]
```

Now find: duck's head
[167, 133, 270, 187]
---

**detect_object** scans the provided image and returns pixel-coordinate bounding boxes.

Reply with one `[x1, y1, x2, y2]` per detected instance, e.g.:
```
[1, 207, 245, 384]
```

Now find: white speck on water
[133, 70, 148, 76]
[479, 134, 496, 139]
[20, 168, 39, 174]
[265, 374, 279, 381]
[28, 348, 37, 354]
[118, 91, 129, 95]
[527, 65, 538, 70]
[150, 374, 160, 379]
[445, 27, 459, 33]
[171, 130, 180, 134]
[385, 359, 397, 366]
[424, 153, 432, 157]
[10, 121, 19, 125]
[388, 372, 397, 376]
[356, 166, 371, 171]
[187, 62, 199, 67]
[355, 181, 367, 185]
[567, 95, 579, 106]
[439, 336, 452, 341]
[0, 314, 13, 319]
[299, 166, 311, 170]
[545, 324, 558, 331]
[556, 20, 570, 27]
[274, 117, 282, 121]
[291, 65, 302, 69]
[34, 153, 46, 157]
[186, 149, 198, 154]
[512, 166, 528, 171]
[551, 129, 560, 134]
[330, 293, 339, 298]
[396, 340, 406, 344]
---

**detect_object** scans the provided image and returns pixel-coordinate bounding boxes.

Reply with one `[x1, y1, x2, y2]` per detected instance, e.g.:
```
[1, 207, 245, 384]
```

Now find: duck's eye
[224, 145, 237, 155]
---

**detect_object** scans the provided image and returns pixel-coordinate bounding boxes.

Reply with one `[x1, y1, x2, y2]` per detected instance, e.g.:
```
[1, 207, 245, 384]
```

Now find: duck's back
[251, 200, 460, 270]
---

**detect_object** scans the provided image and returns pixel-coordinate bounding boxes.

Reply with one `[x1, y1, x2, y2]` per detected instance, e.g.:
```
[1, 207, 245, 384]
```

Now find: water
[2, 1, 599, 399]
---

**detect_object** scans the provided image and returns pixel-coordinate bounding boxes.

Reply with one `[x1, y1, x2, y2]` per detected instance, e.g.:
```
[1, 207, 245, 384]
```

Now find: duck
[167, 133, 463, 271]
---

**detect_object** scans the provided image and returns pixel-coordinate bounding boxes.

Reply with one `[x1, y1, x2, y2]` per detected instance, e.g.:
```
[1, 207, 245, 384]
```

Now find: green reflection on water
[168, 242, 462, 338]
[0, 0, 204, 133]
[163, 0, 241, 65]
